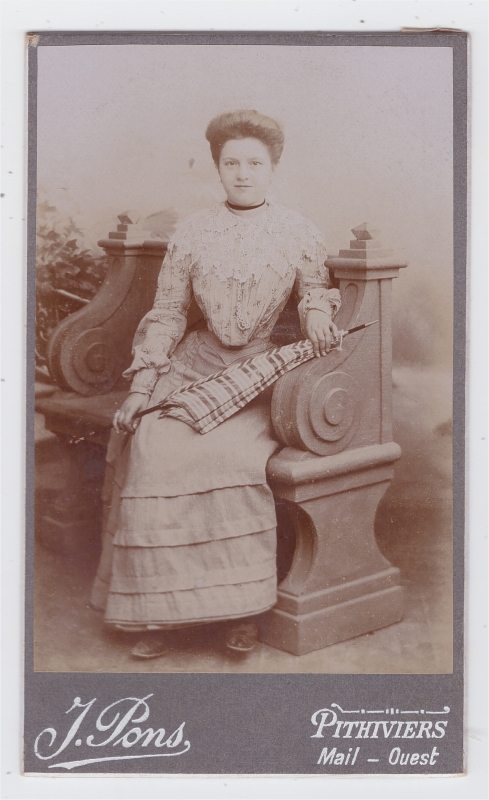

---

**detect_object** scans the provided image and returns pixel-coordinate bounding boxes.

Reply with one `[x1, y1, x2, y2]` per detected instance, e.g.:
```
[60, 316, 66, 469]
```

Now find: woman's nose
[236, 162, 249, 181]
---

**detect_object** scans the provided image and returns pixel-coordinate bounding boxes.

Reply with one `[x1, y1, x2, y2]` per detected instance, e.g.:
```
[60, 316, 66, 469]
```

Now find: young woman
[91, 109, 341, 659]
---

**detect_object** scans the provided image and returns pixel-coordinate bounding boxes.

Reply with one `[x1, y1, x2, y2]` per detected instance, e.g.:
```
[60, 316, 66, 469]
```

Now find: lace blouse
[125, 202, 342, 395]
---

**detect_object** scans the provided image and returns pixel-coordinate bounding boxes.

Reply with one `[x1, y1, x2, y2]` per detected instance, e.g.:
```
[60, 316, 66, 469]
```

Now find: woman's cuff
[122, 345, 171, 376]
[298, 288, 341, 335]
[128, 367, 159, 396]
[122, 344, 172, 395]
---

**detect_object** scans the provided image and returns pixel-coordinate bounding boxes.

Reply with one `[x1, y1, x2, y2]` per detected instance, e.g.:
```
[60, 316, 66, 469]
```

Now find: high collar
[223, 200, 270, 221]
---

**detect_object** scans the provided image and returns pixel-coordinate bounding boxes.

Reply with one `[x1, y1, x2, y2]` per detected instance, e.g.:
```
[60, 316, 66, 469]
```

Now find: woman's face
[218, 137, 274, 207]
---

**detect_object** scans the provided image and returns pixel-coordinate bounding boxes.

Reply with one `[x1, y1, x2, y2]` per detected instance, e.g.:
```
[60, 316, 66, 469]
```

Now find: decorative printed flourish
[330, 703, 451, 715]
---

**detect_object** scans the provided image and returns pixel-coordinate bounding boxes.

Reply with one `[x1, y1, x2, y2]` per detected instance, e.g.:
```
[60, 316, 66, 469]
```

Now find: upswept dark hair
[205, 110, 284, 166]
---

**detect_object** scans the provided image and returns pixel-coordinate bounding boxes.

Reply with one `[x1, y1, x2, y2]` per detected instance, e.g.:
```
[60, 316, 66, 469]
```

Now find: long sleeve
[123, 236, 193, 395]
[294, 229, 342, 335]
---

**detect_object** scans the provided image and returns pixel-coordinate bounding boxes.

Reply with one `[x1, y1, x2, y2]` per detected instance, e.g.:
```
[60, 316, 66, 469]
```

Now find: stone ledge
[267, 441, 402, 485]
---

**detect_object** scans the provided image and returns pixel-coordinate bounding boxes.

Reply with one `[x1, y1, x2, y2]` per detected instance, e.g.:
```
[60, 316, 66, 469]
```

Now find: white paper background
[2, 2, 487, 798]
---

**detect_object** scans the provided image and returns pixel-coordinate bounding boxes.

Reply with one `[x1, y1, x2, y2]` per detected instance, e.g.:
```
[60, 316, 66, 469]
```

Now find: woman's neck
[225, 199, 268, 218]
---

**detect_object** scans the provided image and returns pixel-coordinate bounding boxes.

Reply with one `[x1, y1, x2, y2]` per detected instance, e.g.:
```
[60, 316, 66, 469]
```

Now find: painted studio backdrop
[34, 43, 453, 674]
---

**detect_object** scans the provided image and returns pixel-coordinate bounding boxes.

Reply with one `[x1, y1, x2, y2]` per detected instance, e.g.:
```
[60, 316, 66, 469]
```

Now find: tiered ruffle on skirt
[90, 331, 280, 630]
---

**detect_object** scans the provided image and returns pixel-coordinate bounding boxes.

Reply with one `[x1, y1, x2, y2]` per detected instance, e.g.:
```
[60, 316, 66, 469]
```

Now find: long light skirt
[90, 331, 280, 631]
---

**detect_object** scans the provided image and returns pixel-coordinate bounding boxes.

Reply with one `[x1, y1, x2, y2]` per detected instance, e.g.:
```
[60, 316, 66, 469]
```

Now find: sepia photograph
[31, 37, 457, 679]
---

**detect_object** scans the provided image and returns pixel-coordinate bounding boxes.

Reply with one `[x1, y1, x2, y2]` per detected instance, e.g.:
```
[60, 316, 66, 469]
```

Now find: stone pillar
[262, 224, 407, 655]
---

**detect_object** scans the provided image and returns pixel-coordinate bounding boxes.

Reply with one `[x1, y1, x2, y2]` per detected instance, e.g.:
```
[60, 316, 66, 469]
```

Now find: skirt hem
[106, 602, 276, 632]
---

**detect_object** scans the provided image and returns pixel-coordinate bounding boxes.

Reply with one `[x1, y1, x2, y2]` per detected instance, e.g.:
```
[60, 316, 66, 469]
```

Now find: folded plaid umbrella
[135, 322, 377, 435]
[159, 338, 315, 434]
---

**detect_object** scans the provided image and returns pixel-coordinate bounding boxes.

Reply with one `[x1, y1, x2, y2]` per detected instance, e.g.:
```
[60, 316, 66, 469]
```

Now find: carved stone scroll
[47, 216, 167, 395]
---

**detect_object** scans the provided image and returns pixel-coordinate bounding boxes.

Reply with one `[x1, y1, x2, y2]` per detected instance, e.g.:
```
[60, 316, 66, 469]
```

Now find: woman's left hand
[305, 310, 339, 357]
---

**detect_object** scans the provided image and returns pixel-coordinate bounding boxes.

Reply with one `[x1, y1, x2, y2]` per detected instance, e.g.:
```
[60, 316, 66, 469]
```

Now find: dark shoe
[226, 621, 258, 654]
[131, 633, 169, 660]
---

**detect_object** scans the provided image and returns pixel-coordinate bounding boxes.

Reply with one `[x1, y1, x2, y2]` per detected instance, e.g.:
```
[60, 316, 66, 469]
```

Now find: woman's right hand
[113, 393, 150, 434]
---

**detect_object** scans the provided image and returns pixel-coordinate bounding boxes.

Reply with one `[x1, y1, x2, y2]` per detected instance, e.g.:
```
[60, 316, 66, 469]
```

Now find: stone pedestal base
[263, 572, 403, 656]
[262, 442, 403, 655]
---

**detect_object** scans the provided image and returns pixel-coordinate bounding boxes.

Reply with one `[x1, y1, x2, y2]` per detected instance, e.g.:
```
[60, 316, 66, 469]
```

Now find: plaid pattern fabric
[158, 339, 317, 434]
